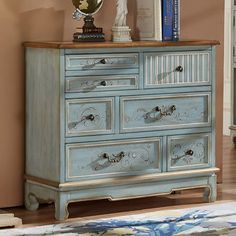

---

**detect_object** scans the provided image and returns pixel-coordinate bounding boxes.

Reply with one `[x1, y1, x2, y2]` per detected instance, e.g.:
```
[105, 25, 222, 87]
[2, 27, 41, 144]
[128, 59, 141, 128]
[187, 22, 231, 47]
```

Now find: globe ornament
[72, 0, 103, 15]
[72, 0, 105, 42]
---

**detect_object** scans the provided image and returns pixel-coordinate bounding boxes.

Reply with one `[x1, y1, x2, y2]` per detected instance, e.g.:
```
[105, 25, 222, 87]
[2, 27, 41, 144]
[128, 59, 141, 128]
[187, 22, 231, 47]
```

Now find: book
[136, 0, 162, 41]
[173, 0, 180, 41]
[162, 0, 174, 41]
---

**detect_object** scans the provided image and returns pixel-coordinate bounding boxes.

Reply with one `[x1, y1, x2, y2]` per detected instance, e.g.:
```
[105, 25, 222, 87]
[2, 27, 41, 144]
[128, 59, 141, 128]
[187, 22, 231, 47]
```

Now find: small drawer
[120, 93, 211, 133]
[66, 138, 161, 181]
[167, 133, 211, 171]
[66, 98, 114, 136]
[65, 75, 139, 93]
[144, 51, 211, 87]
[65, 53, 139, 71]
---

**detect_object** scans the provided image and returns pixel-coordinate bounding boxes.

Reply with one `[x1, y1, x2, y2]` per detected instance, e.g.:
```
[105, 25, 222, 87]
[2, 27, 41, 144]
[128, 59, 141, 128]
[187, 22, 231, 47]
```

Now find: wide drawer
[65, 53, 139, 70]
[66, 138, 162, 181]
[144, 51, 211, 87]
[120, 93, 211, 133]
[66, 98, 114, 136]
[65, 75, 138, 93]
[167, 133, 211, 171]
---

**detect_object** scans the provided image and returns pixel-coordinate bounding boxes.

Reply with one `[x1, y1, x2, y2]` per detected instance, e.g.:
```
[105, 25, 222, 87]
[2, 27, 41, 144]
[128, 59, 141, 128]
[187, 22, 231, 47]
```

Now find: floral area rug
[1, 202, 236, 235]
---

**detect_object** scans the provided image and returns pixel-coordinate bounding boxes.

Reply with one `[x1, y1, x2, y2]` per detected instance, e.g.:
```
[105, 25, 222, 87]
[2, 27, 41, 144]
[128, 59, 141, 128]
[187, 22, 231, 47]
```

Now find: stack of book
[136, 0, 180, 41]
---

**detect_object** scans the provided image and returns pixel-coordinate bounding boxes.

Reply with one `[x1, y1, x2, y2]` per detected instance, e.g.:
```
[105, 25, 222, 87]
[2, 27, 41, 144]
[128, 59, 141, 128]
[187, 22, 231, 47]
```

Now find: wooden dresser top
[23, 40, 220, 49]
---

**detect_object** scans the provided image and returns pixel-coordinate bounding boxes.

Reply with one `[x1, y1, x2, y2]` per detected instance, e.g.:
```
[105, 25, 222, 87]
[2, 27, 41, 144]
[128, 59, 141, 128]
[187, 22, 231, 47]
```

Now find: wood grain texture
[23, 40, 220, 49]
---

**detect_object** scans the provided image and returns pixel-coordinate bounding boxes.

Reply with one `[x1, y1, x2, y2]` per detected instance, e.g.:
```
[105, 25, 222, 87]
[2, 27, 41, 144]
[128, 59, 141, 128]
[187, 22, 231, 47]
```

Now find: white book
[136, 0, 162, 41]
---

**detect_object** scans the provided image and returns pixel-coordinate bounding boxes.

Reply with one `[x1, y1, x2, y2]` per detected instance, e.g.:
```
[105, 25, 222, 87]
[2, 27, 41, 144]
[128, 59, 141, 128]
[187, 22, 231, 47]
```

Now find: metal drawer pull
[144, 105, 176, 121]
[157, 66, 184, 81]
[102, 151, 125, 163]
[172, 149, 194, 163]
[100, 58, 107, 64]
[68, 114, 96, 129]
[85, 114, 95, 121]
[100, 80, 107, 86]
[83, 58, 107, 69]
[89, 58, 107, 66]
[175, 65, 183, 72]
[185, 150, 194, 156]
[81, 80, 107, 90]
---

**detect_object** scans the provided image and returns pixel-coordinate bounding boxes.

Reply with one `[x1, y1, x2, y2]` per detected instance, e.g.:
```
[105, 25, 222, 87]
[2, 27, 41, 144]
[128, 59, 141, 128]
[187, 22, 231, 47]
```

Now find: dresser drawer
[65, 75, 138, 93]
[66, 98, 114, 136]
[120, 93, 211, 133]
[65, 53, 139, 71]
[167, 133, 211, 171]
[144, 51, 211, 87]
[66, 138, 162, 181]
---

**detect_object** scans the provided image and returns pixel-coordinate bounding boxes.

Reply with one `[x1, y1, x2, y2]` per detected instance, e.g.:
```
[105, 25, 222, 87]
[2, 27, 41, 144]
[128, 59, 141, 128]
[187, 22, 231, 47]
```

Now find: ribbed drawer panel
[144, 51, 210, 87]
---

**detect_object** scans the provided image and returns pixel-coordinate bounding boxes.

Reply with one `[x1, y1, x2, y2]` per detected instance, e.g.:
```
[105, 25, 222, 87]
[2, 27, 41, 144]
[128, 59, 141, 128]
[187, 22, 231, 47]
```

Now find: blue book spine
[173, 0, 179, 41]
[162, 0, 173, 41]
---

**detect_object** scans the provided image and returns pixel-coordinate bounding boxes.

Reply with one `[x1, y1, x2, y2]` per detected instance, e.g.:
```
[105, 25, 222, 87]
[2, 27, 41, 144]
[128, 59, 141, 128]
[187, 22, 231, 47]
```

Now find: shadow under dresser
[24, 40, 220, 220]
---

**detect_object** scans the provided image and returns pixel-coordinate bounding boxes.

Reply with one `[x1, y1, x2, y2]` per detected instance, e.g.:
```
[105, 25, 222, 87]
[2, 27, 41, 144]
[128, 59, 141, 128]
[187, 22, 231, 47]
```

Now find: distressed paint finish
[120, 93, 210, 133]
[66, 97, 114, 136]
[25, 41, 218, 220]
[144, 51, 211, 87]
[65, 53, 139, 70]
[26, 48, 61, 182]
[167, 133, 211, 171]
[66, 138, 161, 181]
[66, 75, 139, 93]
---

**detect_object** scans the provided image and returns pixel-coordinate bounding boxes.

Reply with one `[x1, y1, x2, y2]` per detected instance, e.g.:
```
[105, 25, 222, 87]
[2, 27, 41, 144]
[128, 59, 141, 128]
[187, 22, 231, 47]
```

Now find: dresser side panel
[211, 46, 217, 170]
[26, 48, 61, 182]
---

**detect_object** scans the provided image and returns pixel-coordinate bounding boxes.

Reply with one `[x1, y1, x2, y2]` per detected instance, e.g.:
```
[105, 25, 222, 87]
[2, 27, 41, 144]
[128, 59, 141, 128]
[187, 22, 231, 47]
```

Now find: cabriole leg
[203, 174, 217, 202]
[25, 182, 39, 211]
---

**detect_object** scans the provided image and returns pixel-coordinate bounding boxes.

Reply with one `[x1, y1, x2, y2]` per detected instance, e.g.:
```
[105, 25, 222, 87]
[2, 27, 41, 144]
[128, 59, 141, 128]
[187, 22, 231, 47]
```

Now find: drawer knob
[100, 58, 107, 64]
[172, 149, 194, 164]
[100, 81, 107, 86]
[175, 66, 183, 72]
[85, 114, 95, 121]
[145, 105, 176, 121]
[68, 113, 97, 129]
[102, 151, 125, 163]
[185, 150, 194, 156]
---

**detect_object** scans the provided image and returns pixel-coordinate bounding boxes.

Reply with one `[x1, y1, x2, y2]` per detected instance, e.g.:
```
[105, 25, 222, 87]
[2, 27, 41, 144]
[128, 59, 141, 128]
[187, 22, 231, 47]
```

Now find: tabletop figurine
[114, 0, 128, 27]
[112, 0, 132, 42]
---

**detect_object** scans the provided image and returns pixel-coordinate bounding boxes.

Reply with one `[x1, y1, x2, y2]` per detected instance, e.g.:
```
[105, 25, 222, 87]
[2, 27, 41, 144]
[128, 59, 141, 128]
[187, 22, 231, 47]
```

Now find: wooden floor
[3, 136, 236, 227]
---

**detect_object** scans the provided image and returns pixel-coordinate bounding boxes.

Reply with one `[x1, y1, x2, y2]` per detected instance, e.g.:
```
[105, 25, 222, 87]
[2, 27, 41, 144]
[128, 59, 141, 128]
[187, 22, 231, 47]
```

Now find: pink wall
[0, 0, 224, 207]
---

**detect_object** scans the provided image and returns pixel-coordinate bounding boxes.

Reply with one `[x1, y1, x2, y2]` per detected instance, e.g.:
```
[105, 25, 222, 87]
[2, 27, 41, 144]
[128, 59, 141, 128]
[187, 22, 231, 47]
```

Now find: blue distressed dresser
[24, 40, 220, 220]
